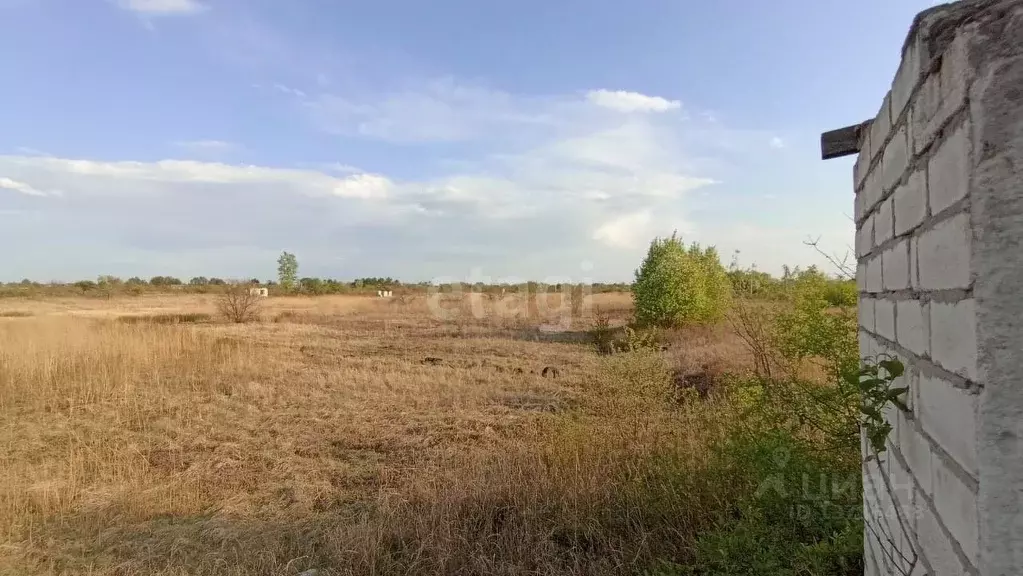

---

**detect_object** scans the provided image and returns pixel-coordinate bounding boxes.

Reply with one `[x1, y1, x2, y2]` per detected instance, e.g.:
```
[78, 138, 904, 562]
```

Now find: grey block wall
[855, 1, 1023, 575]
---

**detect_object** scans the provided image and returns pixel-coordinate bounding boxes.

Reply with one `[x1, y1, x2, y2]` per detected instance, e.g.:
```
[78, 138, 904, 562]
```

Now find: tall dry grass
[0, 294, 748, 575]
[0, 318, 266, 553]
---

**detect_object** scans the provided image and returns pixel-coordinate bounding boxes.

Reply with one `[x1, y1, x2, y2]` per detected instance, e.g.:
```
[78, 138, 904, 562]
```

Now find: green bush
[632, 233, 732, 328]
[681, 430, 863, 576]
[637, 261, 909, 575]
[822, 279, 857, 308]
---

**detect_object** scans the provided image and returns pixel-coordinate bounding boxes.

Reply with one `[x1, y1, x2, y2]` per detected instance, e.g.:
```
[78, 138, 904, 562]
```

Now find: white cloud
[585, 89, 681, 113]
[769, 136, 785, 149]
[0, 157, 392, 200]
[0, 176, 52, 197]
[593, 211, 653, 249]
[331, 173, 393, 199]
[272, 83, 307, 98]
[1, 71, 831, 281]
[307, 77, 558, 143]
[324, 163, 363, 174]
[116, 0, 207, 16]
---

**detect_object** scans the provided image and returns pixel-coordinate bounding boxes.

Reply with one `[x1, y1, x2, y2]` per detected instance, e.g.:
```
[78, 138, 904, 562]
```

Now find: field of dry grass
[0, 292, 752, 576]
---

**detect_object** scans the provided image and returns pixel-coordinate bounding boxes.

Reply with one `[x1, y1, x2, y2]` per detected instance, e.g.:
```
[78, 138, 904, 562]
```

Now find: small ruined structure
[821, 1, 1023, 574]
[377, 290, 392, 298]
[249, 287, 269, 298]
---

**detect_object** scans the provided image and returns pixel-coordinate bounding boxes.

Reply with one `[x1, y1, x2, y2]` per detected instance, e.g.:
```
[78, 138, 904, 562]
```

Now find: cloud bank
[1, 71, 845, 281]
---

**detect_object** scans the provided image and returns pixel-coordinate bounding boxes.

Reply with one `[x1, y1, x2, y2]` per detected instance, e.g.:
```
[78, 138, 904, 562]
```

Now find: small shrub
[632, 232, 732, 328]
[590, 312, 619, 355]
[669, 363, 724, 402]
[216, 285, 262, 323]
[590, 315, 663, 356]
[620, 325, 663, 353]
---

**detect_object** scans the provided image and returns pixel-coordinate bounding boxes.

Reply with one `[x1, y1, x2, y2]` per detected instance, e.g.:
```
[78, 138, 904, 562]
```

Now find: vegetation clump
[632, 232, 732, 328]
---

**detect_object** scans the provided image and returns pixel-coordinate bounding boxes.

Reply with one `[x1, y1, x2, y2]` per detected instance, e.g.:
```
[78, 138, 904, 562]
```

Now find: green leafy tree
[299, 277, 325, 294]
[632, 232, 732, 327]
[149, 276, 182, 286]
[277, 251, 298, 291]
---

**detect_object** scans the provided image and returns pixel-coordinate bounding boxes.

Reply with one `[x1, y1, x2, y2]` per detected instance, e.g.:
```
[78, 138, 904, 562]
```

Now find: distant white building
[249, 287, 269, 297]
[377, 290, 392, 298]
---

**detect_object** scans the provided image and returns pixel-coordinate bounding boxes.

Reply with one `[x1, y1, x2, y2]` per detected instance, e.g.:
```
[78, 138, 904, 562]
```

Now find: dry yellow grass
[0, 292, 749, 575]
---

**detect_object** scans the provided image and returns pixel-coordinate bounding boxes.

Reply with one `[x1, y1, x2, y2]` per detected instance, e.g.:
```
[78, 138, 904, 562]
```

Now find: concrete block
[918, 212, 972, 290]
[883, 240, 910, 290]
[884, 413, 902, 464]
[894, 170, 927, 236]
[939, 32, 973, 105]
[877, 477, 906, 569]
[860, 297, 876, 332]
[892, 35, 924, 122]
[855, 142, 872, 192]
[875, 198, 894, 246]
[864, 461, 899, 564]
[865, 521, 893, 575]
[919, 373, 979, 478]
[930, 299, 978, 381]
[865, 542, 882, 576]
[866, 256, 883, 294]
[912, 33, 971, 157]
[883, 125, 910, 193]
[903, 363, 921, 414]
[933, 459, 979, 564]
[868, 92, 893, 164]
[910, 72, 942, 154]
[857, 214, 875, 258]
[896, 299, 929, 356]
[859, 330, 870, 359]
[917, 498, 968, 575]
[928, 119, 971, 215]
[862, 331, 889, 363]
[876, 299, 896, 341]
[863, 160, 883, 214]
[898, 414, 933, 496]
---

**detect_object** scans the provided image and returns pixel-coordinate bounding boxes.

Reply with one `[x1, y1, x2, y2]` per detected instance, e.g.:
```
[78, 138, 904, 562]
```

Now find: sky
[0, 0, 942, 284]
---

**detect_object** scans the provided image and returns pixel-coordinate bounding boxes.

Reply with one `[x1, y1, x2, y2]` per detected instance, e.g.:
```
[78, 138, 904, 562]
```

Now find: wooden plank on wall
[820, 120, 872, 160]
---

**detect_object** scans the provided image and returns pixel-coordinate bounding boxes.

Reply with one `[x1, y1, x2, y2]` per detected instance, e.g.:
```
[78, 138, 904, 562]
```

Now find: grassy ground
[0, 292, 754, 575]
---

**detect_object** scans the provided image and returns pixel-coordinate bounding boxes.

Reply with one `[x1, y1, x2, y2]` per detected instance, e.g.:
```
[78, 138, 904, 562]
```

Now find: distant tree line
[0, 275, 635, 298]
[0, 249, 854, 304]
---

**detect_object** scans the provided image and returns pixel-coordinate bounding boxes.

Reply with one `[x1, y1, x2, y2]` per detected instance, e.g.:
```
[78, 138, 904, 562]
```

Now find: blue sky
[0, 0, 940, 283]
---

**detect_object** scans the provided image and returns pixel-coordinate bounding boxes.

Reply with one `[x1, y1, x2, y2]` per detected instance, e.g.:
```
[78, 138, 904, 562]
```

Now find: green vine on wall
[854, 354, 908, 453]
